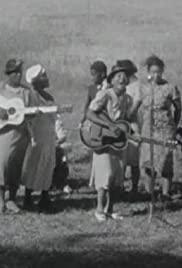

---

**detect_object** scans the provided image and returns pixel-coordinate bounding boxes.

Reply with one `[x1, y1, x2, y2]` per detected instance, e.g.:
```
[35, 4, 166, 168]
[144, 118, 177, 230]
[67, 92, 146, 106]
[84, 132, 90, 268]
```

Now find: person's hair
[145, 55, 165, 71]
[90, 61, 107, 75]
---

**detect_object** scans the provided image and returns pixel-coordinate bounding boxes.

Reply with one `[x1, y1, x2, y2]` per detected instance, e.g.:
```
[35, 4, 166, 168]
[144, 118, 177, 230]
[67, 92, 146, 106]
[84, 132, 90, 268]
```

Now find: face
[111, 71, 128, 95]
[90, 68, 105, 85]
[148, 65, 163, 84]
[9, 70, 22, 87]
[35, 71, 49, 89]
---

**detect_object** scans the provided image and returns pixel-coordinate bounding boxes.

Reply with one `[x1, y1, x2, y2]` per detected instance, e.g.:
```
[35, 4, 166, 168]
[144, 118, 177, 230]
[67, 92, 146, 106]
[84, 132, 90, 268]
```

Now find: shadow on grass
[0, 244, 181, 268]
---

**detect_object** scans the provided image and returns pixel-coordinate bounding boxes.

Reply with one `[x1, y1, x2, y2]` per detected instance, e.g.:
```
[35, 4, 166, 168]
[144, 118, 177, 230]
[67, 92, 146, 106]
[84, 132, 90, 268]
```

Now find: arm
[87, 90, 122, 136]
[169, 86, 181, 126]
[128, 99, 142, 121]
[81, 92, 92, 124]
[86, 109, 113, 129]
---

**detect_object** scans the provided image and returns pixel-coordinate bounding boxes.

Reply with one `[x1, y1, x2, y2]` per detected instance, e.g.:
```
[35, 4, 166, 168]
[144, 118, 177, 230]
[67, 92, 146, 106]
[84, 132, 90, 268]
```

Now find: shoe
[160, 194, 172, 202]
[38, 197, 52, 212]
[23, 197, 34, 211]
[6, 201, 20, 214]
[0, 202, 5, 214]
[107, 212, 124, 220]
[95, 211, 107, 222]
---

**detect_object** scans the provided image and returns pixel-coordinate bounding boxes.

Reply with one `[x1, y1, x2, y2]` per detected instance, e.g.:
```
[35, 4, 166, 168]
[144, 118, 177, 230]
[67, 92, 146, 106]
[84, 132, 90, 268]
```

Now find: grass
[1, 0, 182, 267]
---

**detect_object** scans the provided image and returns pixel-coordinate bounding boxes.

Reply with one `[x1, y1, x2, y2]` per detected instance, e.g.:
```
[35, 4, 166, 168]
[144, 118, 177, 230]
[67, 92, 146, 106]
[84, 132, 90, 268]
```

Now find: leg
[38, 190, 52, 212]
[104, 188, 113, 215]
[96, 187, 106, 214]
[9, 187, 18, 201]
[24, 188, 33, 210]
[0, 186, 5, 213]
[95, 187, 107, 221]
[6, 186, 20, 213]
[161, 177, 172, 201]
[131, 165, 140, 193]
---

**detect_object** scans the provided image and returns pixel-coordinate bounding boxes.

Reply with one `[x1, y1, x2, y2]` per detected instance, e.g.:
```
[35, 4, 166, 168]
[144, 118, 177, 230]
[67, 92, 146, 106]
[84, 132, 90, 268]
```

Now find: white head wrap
[26, 64, 45, 84]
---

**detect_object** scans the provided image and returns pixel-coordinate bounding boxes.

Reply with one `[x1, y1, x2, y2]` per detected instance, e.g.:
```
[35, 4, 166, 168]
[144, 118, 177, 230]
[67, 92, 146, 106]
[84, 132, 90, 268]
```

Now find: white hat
[26, 64, 45, 84]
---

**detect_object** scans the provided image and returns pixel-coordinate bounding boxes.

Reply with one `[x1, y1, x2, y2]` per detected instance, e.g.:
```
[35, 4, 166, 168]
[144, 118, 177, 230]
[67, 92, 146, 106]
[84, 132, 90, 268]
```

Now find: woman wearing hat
[0, 59, 31, 213]
[87, 62, 133, 221]
[140, 55, 181, 200]
[22, 65, 56, 211]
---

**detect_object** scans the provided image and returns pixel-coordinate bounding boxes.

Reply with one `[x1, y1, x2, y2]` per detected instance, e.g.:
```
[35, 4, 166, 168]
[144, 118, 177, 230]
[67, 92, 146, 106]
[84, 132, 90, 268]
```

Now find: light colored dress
[22, 89, 56, 191]
[89, 88, 131, 190]
[0, 83, 30, 189]
[140, 79, 180, 179]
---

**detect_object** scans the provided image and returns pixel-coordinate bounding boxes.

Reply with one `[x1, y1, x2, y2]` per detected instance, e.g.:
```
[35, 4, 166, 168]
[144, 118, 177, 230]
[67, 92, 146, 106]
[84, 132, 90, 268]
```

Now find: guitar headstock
[58, 105, 73, 114]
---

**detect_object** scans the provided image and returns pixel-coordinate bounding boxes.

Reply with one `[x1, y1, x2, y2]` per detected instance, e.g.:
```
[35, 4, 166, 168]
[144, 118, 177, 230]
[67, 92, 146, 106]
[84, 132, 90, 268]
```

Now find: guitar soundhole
[8, 107, 16, 115]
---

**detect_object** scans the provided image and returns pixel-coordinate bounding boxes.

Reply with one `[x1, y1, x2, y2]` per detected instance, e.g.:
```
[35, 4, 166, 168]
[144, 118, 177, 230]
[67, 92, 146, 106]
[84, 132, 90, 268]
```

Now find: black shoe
[23, 197, 34, 211]
[38, 197, 52, 213]
[160, 194, 172, 203]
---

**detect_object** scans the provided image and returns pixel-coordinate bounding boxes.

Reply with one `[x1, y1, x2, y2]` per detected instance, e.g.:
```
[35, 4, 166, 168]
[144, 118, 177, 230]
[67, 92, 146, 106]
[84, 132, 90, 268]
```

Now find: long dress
[140, 79, 180, 179]
[22, 89, 56, 191]
[89, 88, 132, 190]
[0, 83, 30, 189]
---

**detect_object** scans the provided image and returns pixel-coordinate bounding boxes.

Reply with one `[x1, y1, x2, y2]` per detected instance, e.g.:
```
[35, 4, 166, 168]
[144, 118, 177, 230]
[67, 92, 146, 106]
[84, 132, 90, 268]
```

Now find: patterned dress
[140, 79, 180, 179]
[0, 83, 30, 189]
[22, 89, 56, 191]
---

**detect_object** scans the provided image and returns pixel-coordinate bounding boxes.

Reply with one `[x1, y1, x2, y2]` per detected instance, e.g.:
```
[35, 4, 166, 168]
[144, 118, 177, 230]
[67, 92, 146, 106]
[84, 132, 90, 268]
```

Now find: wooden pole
[148, 80, 155, 223]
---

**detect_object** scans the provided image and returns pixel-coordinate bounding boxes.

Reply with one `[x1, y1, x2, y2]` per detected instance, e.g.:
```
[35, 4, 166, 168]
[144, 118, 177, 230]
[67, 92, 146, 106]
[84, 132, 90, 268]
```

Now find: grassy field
[1, 0, 182, 267]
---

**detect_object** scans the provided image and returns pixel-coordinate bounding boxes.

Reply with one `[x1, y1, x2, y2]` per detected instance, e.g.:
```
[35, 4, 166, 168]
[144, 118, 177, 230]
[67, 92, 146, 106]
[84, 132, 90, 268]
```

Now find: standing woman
[87, 62, 132, 221]
[0, 59, 30, 213]
[140, 55, 181, 199]
[22, 65, 56, 211]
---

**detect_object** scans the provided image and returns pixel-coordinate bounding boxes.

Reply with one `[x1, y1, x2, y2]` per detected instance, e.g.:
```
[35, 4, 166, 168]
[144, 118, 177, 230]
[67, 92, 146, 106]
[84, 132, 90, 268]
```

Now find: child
[52, 114, 69, 190]
[81, 60, 107, 124]
[80, 61, 107, 188]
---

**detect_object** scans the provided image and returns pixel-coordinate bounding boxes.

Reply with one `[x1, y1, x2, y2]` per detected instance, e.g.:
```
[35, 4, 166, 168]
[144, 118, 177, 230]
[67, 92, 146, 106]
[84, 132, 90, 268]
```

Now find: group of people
[0, 59, 66, 214]
[81, 56, 181, 222]
[0, 55, 181, 220]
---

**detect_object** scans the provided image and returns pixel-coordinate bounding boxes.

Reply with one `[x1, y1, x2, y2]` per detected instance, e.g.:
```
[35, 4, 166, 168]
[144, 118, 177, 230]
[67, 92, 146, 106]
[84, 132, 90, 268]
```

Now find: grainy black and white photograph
[0, 0, 182, 267]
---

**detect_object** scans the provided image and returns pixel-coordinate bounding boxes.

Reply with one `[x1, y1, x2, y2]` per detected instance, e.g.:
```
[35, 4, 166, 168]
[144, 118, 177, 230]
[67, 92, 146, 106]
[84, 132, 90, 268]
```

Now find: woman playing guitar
[86, 61, 134, 222]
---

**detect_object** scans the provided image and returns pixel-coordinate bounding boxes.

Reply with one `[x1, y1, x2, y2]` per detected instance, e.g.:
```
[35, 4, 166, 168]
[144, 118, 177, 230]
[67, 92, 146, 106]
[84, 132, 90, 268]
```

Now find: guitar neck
[24, 106, 58, 114]
[129, 135, 177, 149]
[141, 136, 166, 147]
[24, 104, 73, 115]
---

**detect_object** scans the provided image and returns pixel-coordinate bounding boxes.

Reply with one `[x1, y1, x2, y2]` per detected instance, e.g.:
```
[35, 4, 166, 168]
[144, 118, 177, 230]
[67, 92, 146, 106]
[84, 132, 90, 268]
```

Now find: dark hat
[90, 60, 107, 74]
[116, 59, 138, 74]
[5, 58, 23, 75]
[107, 63, 130, 83]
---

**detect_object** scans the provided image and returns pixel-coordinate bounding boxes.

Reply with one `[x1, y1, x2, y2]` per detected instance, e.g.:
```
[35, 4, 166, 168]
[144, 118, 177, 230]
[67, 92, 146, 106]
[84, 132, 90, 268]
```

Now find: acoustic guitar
[80, 113, 179, 153]
[0, 97, 73, 130]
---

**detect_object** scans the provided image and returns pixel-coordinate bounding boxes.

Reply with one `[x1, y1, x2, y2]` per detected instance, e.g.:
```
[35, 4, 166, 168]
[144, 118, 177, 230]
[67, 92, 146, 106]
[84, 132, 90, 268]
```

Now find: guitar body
[0, 97, 73, 130]
[80, 113, 180, 152]
[0, 98, 25, 129]
[80, 115, 131, 152]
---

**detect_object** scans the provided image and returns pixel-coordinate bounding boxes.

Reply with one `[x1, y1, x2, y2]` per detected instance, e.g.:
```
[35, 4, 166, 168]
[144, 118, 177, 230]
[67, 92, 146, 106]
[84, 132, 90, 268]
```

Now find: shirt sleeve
[167, 85, 180, 101]
[89, 89, 108, 112]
